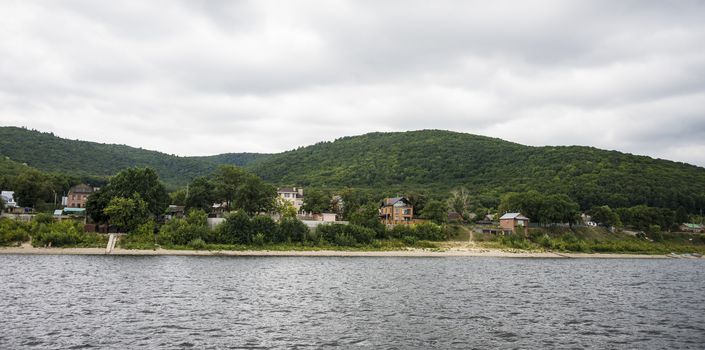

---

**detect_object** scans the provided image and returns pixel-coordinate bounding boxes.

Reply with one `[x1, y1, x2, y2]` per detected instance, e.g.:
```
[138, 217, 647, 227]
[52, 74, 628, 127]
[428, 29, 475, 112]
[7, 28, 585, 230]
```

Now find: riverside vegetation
[2, 127, 705, 254]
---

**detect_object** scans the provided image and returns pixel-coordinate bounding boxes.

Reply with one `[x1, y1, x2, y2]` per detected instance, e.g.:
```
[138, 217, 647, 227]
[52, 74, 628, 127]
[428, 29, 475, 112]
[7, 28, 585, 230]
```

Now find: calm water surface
[0, 255, 704, 349]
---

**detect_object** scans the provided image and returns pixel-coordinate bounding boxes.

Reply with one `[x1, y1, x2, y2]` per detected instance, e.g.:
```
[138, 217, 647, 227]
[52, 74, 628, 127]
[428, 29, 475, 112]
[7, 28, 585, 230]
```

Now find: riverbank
[0, 245, 694, 258]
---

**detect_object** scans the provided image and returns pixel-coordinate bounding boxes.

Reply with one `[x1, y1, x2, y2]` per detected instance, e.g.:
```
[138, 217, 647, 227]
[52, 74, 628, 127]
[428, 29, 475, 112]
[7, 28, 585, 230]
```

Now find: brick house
[499, 213, 529, 235]
[379, 197, 414, 225]
[67, 184, 94, 208]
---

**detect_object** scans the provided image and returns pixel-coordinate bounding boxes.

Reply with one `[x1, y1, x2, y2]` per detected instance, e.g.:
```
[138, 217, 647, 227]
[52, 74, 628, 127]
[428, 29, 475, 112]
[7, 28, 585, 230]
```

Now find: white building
[1, 191, 17, 208]
[277, 187, 304, 211]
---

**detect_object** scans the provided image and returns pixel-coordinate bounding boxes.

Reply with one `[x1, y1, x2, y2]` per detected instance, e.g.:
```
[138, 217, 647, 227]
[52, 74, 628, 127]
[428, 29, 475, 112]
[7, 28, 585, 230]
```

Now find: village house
[499, 212, 530, 235]
[67, 184, 94, 208]
[379, 197, 414, 225]
[679, 223, 705, 233]
[165, 205, 186, 220]
[277, 187, 304, 212]
[1, 191, 17, 209]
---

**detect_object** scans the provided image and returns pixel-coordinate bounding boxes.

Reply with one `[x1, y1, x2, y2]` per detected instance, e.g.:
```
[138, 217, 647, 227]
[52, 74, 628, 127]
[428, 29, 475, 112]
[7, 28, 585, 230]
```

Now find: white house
[1, 191, 17, 208]
[277, 187, 304, 211]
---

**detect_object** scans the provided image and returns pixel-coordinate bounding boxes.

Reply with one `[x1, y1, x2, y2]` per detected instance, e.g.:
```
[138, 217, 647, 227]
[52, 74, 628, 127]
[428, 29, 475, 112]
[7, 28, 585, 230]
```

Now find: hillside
[2, 127, 704, 212]
[246, 130, 705, 212]
[192, 153, 270, 167]
[0, 127, 263, 187]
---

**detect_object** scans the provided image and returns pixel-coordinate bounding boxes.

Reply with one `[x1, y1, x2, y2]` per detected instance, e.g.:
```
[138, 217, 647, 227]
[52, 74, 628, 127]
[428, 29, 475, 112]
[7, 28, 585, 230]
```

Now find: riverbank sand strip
[0, 246, 679, 258]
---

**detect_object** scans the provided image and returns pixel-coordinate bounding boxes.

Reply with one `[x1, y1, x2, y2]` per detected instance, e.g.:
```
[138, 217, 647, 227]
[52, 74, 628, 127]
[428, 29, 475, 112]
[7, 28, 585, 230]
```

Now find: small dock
[105, 234, 117, 254]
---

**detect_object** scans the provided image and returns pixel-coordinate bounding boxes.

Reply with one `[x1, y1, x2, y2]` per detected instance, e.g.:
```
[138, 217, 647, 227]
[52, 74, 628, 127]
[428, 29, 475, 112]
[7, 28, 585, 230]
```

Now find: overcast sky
[1, 1, 704, 166]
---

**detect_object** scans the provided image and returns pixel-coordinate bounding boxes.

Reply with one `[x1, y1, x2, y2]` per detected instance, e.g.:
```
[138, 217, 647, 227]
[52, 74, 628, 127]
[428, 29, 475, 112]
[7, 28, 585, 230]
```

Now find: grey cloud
[0, 0, 704, 166]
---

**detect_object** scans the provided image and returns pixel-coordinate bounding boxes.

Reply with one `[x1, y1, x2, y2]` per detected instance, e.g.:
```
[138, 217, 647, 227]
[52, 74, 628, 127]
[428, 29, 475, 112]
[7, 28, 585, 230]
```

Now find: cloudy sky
[1, 1, 704, 166]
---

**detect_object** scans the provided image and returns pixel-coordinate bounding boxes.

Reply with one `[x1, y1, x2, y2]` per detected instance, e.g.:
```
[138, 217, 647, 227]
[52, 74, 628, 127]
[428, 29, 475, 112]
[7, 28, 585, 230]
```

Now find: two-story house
[499, 212, 530, 235]
[379, 197, 414, 225]
[277, 187, 304, 212]
[67, 184, 94, 208]
[1, 191, 17, 209]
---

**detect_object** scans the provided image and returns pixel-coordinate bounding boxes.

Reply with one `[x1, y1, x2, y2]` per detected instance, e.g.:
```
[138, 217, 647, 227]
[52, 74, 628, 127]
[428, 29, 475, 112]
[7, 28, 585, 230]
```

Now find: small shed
[499, 213, 530, 235]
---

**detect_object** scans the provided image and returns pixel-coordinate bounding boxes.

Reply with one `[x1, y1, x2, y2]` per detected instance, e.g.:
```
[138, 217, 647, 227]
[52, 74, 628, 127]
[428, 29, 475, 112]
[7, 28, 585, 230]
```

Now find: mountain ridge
[1, 126, 704, 212]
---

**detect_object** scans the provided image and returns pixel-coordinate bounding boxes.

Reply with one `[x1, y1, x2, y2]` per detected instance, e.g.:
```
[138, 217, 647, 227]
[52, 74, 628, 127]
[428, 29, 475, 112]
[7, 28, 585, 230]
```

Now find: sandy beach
[0, 245, 687, 259]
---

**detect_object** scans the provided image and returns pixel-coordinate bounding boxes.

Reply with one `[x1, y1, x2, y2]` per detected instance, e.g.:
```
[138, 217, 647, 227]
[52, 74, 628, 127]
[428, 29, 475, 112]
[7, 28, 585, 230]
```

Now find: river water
[0, 255, 704, 349]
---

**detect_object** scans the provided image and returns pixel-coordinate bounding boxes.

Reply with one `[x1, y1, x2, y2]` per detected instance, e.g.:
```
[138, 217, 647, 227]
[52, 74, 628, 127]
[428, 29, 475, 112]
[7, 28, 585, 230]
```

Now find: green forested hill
[2, 127, 704, 212]
[0, 127, 213, 186]
[192, 152, 270, 167]
[246, 130, 705, 212]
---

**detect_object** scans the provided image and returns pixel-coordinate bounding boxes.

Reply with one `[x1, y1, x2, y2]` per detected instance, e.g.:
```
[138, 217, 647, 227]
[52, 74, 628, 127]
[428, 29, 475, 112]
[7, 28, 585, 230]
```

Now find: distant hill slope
[2, 127, 704, 212]
[0, 127, 216, 187]
[192, 153, 270, 167]
[246, 130, 705, 211]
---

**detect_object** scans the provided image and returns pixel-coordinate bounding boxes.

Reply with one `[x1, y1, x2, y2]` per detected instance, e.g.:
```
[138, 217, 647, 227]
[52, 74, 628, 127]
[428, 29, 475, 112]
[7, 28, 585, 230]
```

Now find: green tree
[589, 205, 622, 227]
[251, 215, 279, 243]
[233, 175, 276, 215]
[185, 176, 217, 212]
[170, 188, 187, 206]
[103, 194, 150, 232]
[279, 217, 309, 243]
[275, 198, 298, 219]
[302, 189, 330, 213]
[421, 200, 448, 224]
[349, 202, 386, 238]
[213, 165, 249, 209]
[447, 187, 473, 221]
[14, 170, 53, 208]
[88, 167, 169, 222]
[218, 210, 252, 244]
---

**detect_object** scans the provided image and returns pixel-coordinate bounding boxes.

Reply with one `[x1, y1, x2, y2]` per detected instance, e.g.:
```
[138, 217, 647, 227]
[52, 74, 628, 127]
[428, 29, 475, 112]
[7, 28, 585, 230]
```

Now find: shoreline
[0, 246, 693, 259]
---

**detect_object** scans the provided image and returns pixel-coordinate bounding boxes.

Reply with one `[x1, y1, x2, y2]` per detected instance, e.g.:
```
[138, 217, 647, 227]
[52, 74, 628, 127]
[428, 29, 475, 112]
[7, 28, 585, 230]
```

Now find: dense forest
[0, 127, 267, 187]
[247, 130, 705, 213]
[2, 127, 705, 213]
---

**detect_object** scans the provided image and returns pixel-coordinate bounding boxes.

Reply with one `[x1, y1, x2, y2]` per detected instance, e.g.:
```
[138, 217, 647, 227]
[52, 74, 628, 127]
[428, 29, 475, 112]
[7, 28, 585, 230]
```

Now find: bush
[251, 233, 266, 246]
[120, 221, 156, 249]
[280, 217, 308, 243]
[402, 235, 417, 246]
[32, 220, 106, 247]
[251, 215, 279, 243]
[316, 224, 375, 246]
[0, 218, 31, 246]
[217, 211, 252, 244]
[188, 238, 207, 250]
[158, 210, 210, 246]
[415, 222, 446, 241]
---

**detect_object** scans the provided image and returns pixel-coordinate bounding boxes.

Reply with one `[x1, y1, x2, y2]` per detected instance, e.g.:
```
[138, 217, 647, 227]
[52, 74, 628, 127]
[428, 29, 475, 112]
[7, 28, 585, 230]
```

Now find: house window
[285, 193, 290, 198]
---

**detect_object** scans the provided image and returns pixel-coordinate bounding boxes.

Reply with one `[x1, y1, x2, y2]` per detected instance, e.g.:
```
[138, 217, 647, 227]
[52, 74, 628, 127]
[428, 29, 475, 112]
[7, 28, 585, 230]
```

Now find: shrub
[280, 217, 308, 243]
[0, 218, 31, 246]
[217, 211, 252, 244]
[251, 233, 266, 246]
[251, 215, 279, 243]
[415, 222, 445, 241]
[402, 235, 417, 246]
[316, 224, 375, 246]
[188, 238, 207, 250]
[390, 225, 415, 239]
[32, 220, 105, 247]
[158, 210, 210, 246]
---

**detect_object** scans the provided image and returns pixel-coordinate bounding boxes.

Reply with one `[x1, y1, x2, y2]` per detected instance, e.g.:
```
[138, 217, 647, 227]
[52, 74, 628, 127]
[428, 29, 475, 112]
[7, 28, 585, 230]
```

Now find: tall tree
[447, 187, 473, 221]
[213, 165, 249, 209]
[185, 176, 217, 212]
[302, 189, 330, 214]
[87, 167, 169, 223]
[233, 175, 276, 215]
[103, 194, 150, 232]
[421, 200, 448, 224]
